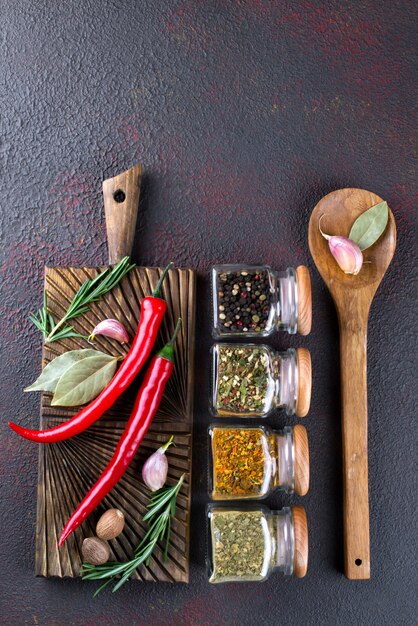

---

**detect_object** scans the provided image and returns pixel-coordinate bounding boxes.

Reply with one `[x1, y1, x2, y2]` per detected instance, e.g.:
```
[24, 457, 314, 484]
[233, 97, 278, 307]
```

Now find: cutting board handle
[103, 164, 143, 264]
[339, 303, 371, 579]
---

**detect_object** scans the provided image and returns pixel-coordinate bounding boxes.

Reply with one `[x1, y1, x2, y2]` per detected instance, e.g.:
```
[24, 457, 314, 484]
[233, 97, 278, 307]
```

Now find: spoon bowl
[308, 188, 396, 580]
[309, 188, 396, 298]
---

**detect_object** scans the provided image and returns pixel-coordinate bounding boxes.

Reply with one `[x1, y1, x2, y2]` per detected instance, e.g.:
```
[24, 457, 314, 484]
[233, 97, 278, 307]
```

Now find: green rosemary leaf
[29, 257, 135, 343]
[170, 493, 178, 517]
[93, 578, 114, 598]
[29, 291, 53, 338]
[29, 313, 45, 333]
[81, 474, 185, 595]
[81, 560, 132, 580]
[48, 326, 87, 342]
[144, 481, 183, 521]
[134, 514, 166, 559]
[164, 515, 171, 560]
[112, 562, 140, 592]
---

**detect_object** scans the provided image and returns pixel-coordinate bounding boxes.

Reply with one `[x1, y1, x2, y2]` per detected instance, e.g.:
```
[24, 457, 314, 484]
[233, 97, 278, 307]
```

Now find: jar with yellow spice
[209, 425, 310, 500]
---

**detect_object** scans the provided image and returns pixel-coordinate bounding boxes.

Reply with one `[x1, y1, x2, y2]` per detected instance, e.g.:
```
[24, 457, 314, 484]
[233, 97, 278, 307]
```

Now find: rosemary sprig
[81, 474, 185, 596]
[29, 256, 135, 343]
[29, 290, 86, 341]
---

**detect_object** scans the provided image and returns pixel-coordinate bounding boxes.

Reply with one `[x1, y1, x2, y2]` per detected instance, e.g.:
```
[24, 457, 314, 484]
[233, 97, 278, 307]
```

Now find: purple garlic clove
[142, 436, 174, 491]
[319, 215, 363, 275]
[89, 319, 129, 344]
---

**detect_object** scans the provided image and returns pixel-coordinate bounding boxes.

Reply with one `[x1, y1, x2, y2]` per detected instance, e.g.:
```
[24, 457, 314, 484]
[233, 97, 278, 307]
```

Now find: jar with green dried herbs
[211, 344, 312, 418]
[207, 505, 308, 583]
[209, 425, 310, 500]
[212, 264, 312, 337]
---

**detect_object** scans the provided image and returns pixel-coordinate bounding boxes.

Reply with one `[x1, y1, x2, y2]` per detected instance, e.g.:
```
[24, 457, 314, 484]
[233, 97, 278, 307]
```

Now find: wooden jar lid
[292, 506, 309, 578]
[293, 425, 310, 496]
[296, 265, 312, 336]
[295, 347, 312, 417]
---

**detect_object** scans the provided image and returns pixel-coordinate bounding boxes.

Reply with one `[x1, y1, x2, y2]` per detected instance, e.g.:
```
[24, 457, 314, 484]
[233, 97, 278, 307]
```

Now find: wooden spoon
[308, 188, 396, 579]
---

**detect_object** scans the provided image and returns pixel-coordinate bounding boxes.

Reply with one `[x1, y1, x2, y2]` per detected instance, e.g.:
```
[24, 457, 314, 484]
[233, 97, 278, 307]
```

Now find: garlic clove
[327, 236, 363, 275]
[82, 536, 110, 565]
[319, 215, 363, 275]
[96, 508, 125, 540]
[142, 436, 174, 491]
[142, 450, 168, 491]
[88, 319, 129, 344]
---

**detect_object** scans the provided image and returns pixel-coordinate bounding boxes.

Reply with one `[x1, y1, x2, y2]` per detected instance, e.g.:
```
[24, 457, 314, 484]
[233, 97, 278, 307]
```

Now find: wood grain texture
[35, 266, 196, 582]
[295, 347, 312, 418]
[293, 425, 310, 497]
[308, 188, 396, 580]
[103, 164, 142, 264]
[296, 265, 312, 336]
[292, 506, 308, 578]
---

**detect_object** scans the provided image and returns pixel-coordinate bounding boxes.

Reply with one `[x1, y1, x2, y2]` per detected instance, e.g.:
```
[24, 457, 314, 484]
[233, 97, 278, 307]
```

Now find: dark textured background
[1, 1, 416, 624]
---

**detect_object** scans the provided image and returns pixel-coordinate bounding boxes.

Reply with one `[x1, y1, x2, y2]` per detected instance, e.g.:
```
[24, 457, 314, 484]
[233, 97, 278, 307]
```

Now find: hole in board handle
[355, 559, 362, 566]
[113, 189, 126, 203]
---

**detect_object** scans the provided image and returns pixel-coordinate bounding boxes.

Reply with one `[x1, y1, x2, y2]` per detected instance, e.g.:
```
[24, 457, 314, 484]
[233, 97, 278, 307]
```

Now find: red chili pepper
[58, 319, 182, 547]
[9, 263, 173, 444]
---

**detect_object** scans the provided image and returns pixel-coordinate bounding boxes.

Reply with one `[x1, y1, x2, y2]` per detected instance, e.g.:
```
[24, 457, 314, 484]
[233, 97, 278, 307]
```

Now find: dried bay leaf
[349, 200, 389, 251]
[24, 349, 101, 393]
[51, 353, 118, 406]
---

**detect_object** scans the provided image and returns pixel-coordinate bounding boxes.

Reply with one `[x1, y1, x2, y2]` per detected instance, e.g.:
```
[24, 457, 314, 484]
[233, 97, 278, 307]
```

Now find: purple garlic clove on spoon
[327, 236, 363, 275]
[319, 216, 363, 275]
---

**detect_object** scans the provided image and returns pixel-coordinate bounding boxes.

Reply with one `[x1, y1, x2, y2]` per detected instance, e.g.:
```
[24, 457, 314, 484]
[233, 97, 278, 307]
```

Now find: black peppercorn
[215, 269, 272, 334]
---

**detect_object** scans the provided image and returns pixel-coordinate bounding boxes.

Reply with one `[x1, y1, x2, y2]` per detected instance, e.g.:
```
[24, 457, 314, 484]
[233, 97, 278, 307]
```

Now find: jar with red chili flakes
[209, 424, 310, 500]
[211, 343, 312, 418]
[212, 264, 312, 337]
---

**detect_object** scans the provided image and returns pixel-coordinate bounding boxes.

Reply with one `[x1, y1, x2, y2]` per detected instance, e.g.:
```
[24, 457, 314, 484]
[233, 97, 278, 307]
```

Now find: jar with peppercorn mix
[207, 505, 308, 583]
[212, 264, 312, 337]
[209, 425, 309, 500]
[211, 344, 312, 418]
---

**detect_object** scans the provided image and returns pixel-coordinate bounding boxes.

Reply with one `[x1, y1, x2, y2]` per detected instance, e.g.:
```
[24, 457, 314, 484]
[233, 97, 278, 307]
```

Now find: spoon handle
[339, 309, 371, 579]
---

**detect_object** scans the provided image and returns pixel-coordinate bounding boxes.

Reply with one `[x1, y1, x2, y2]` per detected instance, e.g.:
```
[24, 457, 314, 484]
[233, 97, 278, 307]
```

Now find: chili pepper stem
[11, 268, 170, 445]
[152, 262, 174, 298]
[157, 318, 182, 362]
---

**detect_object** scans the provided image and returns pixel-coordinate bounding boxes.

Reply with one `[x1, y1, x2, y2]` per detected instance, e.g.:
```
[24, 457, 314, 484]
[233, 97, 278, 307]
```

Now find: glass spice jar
[212, 264, 312, 337]
[209, 424, 309, 500]
[207, 505, 308, 583]
[211, 343, 312, 418]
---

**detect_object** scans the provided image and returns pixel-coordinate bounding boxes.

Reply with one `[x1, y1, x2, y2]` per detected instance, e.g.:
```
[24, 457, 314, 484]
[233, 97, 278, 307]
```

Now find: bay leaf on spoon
[348, 200, 389, 250]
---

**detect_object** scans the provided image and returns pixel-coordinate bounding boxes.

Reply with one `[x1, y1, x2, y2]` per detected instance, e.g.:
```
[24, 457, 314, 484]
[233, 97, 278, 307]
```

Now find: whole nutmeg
[96, 508, 125, 541]
[82, 537, 110, 565]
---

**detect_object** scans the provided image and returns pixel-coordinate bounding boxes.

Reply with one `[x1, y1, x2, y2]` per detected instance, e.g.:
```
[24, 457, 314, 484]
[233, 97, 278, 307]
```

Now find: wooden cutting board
[34, 165, 196, 582]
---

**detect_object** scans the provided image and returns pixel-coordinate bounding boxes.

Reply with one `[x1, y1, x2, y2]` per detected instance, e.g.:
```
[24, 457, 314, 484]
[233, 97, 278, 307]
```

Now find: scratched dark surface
[1, 1, 417, 625]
